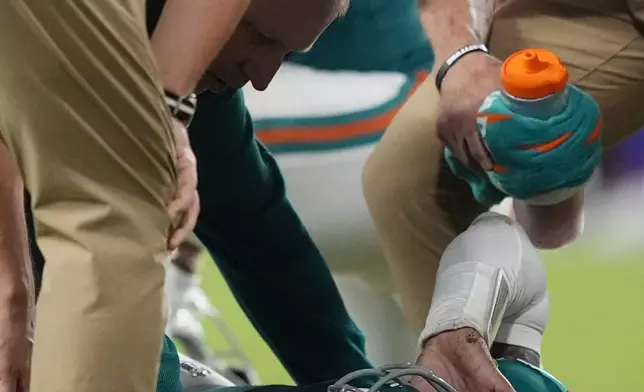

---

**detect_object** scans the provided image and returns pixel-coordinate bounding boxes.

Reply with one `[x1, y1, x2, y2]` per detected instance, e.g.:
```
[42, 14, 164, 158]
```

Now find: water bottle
[445, 48, 602, 206]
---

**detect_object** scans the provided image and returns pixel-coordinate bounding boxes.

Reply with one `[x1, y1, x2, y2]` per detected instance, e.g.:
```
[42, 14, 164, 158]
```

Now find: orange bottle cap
[500, 49, 568, 99]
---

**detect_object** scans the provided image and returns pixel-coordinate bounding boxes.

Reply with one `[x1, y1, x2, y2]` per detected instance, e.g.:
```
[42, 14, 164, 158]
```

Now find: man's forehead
[246, 0, 343, 51]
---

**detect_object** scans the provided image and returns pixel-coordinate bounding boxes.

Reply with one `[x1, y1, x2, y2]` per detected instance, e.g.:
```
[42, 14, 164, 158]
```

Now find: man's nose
[245, 54, 284, 91]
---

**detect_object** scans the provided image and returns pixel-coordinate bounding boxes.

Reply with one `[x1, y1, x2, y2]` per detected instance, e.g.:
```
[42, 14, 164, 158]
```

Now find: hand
[0, 298, 32, 392]
[412, 328, 515, 392]
[436, 52, 502, 171]
[168, 118, 200, 250]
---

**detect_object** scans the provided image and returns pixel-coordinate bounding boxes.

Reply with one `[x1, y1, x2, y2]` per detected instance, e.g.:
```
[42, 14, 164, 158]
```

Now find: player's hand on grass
[168, 118, 200, 250]
[412, 328, 515, 392]
[436, 52, 501, 171]
[0, 294, 32, 392]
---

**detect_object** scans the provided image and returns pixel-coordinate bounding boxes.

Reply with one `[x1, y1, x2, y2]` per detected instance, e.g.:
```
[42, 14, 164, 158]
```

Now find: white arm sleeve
[419, 212, 549, 355]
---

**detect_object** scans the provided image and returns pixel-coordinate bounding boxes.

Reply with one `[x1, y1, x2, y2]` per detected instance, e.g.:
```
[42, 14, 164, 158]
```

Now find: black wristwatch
[164, 89, 198, 126]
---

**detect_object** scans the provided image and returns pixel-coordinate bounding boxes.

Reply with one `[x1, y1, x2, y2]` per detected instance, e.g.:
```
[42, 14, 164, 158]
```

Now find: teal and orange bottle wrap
[444, 49, 602, 206]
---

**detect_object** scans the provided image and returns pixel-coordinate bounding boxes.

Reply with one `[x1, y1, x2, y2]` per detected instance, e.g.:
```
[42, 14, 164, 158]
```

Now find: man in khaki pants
[0, 1, 249, 391]
[363, 0, 644, 390]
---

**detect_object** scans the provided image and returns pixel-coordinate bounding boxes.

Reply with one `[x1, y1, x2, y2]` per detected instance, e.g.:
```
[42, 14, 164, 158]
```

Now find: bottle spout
[521, 51, 549, 74]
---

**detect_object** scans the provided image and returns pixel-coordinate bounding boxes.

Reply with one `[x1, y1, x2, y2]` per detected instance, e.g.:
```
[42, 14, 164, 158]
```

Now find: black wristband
[435, 44, 489, 93]
[164, 89, 198, 126]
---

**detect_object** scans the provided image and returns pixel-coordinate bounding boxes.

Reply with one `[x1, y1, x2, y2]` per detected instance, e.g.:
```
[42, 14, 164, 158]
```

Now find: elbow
[514, 191, 585, 250]
[527, 218, 582, 250]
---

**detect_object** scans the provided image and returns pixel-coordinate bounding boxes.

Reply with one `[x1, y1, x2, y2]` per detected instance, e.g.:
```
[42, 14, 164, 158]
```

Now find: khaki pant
[363, 0, 644, 331]
[0, 1, 176, 391]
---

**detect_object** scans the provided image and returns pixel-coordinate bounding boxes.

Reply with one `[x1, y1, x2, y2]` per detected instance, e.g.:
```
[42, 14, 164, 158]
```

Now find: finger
[437, 114, 471, 166]
[412, 353, 447, 392]
[452, 135, 471, 167]
[171, 120, 190, 150]
[465, 133, 493, 170]
[174, 156, 198, 191]
[440, 128, 470, 166]
[168, 179, 195, 217]
[168, 218, 188, 251]
[177, 193, 199, 237]
[19, 370, 29, 392]
[486, 371, 515, 392]
[179, 195, 200, 242]
[168, 195, 188, 218]
[168, 215, 191, 250]
[168, 194, 199, 250]
[410, 377, 438, 392]
[175, 154, 197, 181]
[469, 362, 514, 392]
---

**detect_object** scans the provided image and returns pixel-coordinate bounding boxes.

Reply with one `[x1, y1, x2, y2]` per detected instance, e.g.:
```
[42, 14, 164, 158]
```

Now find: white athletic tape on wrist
[419, 262, 510, 347]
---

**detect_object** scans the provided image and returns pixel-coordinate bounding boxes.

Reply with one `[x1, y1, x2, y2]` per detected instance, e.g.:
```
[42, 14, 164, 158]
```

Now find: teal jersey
[157, 335, 182, 392]
[287, 0, 433, 73]
[498, 359, 568, 392]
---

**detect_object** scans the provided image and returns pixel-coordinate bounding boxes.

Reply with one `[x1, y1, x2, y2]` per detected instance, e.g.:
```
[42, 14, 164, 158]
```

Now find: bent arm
[151, 0, 250, 95]
[420, 212, 549, 363]
[0, 142, 35, 336]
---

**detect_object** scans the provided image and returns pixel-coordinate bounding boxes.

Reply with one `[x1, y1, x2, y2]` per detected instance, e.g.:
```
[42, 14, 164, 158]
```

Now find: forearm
[513, 191, 584, 250]
[0, 145, 35, 326]
[417, 0, 494, 68]
[151, 0, 250, 95]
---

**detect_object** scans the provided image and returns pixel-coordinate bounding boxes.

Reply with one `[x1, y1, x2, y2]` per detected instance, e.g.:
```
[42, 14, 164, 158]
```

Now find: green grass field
[197, 245, 644, 391]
